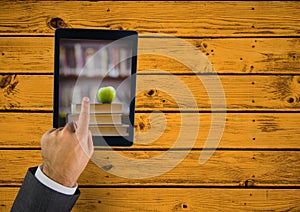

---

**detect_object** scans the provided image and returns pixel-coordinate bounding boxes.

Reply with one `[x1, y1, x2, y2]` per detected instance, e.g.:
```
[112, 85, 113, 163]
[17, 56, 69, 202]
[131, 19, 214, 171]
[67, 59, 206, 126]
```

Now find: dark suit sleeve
[11, 167, 80, 212]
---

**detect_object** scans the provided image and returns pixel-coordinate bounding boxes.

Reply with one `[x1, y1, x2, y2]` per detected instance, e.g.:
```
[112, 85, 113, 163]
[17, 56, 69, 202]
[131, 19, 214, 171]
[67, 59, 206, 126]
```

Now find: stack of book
[68, 103, 129, 136]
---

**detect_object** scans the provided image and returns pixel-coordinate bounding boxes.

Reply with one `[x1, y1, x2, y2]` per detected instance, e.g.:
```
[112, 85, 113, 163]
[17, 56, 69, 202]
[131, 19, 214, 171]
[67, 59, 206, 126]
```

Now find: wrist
[42, 164, 76, 188]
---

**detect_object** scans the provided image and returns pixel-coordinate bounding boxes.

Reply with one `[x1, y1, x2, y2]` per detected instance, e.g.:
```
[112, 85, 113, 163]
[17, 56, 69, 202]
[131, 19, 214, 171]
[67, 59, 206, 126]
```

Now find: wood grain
[1, 112, 300, 149]
[0, 1, 299, 36]
[1, 75, 300, 111]
[139, 37, 300, 74]
[1, 188, 299, 212]
[0, 113, 51, 147]
[1, 0, 299, 210]
[1, 37, 299, 74]
[0, 75, 53, 110]
[1, 150, 299, 186]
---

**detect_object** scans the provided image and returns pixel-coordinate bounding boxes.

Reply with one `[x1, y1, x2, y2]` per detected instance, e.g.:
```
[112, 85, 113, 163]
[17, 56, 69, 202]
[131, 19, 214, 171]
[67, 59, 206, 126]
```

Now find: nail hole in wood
[252, 156, 255, 160]
[98, 200, 102, 204]
[251, 82, 255, 85]
[244, 203, 247, 206]
[211, 49, 214, 52]
[206, 52, 209, 56]
[182, 204, 188, 209]
[251, 25, 255, 28]
[252, 119, 255, 122]
[250, 193, 253, 196]
[252, 45, 255, 48]
[252, 137, 256, 141]
[251, 7, 255, 10]
[240, 58, 243, 60]
[1, 52, 4, 56]
[106, 8, 110, 12]
[250, 65, 254, 69]
[252, 100, 255, 103]
[162, 99, 166, 103]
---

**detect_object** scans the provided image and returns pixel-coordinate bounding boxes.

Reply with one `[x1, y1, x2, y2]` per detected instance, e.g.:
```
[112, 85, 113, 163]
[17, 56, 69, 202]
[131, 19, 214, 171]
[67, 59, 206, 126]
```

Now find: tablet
[53, 28, 137, 146]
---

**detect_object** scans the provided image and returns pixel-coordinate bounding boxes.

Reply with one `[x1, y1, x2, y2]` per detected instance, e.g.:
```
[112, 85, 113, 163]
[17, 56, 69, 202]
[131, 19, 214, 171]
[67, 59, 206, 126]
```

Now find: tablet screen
[54, 29, 137, 146]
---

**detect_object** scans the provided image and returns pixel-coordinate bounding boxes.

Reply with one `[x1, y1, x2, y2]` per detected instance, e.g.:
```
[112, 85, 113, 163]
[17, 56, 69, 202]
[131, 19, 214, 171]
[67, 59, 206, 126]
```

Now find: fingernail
[73, 121, 78, 129]
[69, 122, 76, 133]
[83, 97, 90, 103]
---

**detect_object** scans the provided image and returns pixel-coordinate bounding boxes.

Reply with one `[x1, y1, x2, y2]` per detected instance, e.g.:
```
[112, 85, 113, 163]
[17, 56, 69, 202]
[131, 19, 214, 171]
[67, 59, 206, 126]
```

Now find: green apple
[97, 86, 116, 103]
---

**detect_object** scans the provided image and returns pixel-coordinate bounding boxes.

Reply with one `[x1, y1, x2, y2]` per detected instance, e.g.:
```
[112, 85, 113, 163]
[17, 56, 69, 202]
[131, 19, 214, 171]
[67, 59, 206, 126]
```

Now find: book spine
[71, 104, 122, 113]
[90, 125, 129, 136]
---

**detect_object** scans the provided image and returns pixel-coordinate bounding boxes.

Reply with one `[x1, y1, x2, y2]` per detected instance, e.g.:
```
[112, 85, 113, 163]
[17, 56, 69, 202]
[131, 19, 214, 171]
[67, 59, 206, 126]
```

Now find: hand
[41, 97, 94, 187]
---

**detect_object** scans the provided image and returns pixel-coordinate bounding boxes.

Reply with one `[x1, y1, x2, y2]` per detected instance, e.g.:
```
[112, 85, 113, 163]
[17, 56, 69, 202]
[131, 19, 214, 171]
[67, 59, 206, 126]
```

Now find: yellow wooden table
[0, 1, 299, 211]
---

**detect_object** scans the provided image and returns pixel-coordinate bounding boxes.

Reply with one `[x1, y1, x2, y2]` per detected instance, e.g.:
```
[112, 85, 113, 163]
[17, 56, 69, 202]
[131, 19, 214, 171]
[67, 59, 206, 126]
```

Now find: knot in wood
[293, 76, 300, 84]
[181, 203, 188, 209]
[102, 164, 113, 171]
[146, 89, 156, 97]
[285, 96, 298, 104]
[49, 17, 67, 29]
[245, 179, 255, 187]
[138, 122, 145, 130]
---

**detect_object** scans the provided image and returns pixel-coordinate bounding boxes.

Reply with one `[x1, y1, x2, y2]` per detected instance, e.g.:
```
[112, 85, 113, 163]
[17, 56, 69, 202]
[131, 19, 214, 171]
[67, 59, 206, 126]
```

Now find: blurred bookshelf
[60, 39, 132, 78]
[58, 40, 132, 117]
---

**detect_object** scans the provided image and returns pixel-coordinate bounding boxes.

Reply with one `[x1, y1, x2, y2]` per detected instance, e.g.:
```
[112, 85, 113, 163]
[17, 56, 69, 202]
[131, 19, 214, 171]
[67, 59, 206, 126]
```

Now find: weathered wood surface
[1, 112, 300, 149]
[1, 1, 300, 210]
[0, 75, 53, 110]
[1, 150, 299, 186]
[1, 75, 299, 111]
[1, 188, 300, 212]
[1, 37, 300, 74]
[0, 1, 299, 36]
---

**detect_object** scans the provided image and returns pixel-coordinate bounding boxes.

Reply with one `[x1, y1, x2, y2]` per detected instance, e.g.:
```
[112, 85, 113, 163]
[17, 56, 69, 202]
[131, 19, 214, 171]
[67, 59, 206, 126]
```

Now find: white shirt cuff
[35, 165, 78, 195]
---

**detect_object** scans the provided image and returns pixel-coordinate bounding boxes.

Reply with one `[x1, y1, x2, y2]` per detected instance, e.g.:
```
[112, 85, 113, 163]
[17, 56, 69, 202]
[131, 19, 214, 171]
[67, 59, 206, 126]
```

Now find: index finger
[76, 97, 90, 138]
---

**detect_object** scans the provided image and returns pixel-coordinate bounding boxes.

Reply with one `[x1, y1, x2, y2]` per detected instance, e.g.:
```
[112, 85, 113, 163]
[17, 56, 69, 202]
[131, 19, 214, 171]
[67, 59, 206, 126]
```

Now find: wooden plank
[1, 188, 299, 212]
[0, 38, 53, 73]
[1, 150, 299, 186]
[138, 75, 300, 111]
[1, 37, 300, 74]
[0, 1, 299, 36]
[0, 75, 53, 110]
[1, 75, 300, 111]
[0, 113, 51, 147]
[1, 113, 300, 149]
[139, 37, 300, 74]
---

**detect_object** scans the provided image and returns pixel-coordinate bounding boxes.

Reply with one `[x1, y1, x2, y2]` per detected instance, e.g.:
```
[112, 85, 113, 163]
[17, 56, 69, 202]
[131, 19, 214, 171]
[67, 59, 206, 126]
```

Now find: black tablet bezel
[53, 28, 137, 146]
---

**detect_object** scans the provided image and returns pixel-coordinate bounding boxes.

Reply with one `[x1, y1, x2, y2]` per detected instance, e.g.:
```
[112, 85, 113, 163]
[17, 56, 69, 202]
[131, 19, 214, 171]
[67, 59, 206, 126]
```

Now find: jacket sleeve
[11, 167, 80, 212]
